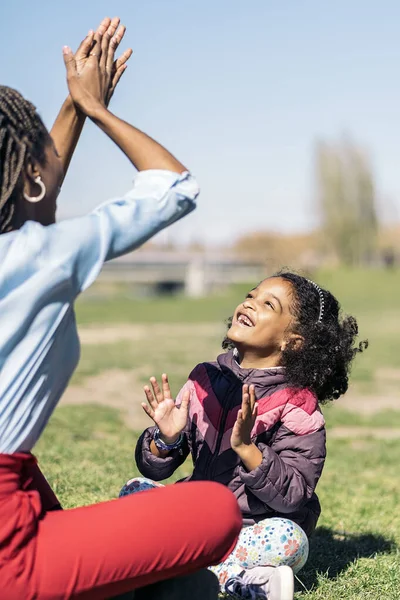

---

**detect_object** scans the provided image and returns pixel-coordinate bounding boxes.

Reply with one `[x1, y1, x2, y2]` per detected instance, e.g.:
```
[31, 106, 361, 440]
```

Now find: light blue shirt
[0, 170, 199, 453]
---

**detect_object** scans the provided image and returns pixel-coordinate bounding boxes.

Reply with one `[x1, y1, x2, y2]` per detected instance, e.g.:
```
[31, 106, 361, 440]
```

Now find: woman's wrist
[86, 102, 110, 122]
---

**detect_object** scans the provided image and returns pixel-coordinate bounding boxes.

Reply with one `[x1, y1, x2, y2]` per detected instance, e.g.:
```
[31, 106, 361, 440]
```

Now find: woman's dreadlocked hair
[0, 86, 49, 233]
[223, 269, 368, 403]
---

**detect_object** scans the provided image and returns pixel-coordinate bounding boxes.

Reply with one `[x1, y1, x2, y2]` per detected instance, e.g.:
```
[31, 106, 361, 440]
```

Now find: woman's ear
[23, 159, 42, 199]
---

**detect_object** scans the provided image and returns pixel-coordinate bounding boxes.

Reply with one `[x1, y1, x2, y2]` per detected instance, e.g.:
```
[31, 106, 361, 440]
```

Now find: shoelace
[225, 576, 266, 600]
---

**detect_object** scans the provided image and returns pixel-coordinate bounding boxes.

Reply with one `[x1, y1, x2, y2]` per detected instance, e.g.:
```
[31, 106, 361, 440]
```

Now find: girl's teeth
[239, 315, 252, 326]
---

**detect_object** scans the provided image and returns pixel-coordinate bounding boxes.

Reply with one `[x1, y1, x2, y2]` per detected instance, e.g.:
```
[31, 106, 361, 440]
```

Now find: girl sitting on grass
[125, 271, 367, 600]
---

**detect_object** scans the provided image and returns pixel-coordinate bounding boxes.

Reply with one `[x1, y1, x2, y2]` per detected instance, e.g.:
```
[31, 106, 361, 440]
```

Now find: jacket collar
[217, 349, 287, 386]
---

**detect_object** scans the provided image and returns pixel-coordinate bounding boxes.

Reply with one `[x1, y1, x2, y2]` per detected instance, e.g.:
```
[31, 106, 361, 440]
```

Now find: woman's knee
[191, 482, 242, 543]
[119, 480, 242, 564]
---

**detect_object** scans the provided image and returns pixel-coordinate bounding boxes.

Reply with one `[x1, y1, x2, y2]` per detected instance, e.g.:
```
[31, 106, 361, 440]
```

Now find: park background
[1, 1, 400, 598]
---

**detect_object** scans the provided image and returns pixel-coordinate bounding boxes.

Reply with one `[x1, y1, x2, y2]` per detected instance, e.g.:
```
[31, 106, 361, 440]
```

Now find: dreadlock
[0, 86, 49, 233]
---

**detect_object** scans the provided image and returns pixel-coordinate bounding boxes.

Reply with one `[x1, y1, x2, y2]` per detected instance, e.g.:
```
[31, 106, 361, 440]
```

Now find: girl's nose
[243, 300, 256, 311]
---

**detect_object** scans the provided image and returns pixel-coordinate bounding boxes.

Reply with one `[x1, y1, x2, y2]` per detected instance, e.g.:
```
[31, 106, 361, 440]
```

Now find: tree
[315, 136, 379, 266]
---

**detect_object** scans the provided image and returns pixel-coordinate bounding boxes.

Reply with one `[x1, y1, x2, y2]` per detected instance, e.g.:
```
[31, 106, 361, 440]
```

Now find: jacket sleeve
[239, 403, 326, 513]
[134, 379, 194, 481]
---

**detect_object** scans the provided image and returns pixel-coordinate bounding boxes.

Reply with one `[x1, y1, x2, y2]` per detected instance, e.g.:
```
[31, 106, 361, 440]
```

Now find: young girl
[127, 271, 366, 600]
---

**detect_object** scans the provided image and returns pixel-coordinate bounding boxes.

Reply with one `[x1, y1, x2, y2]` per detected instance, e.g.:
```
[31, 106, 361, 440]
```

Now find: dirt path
[78, 323, 222, 345]
[62, 369, 151, 431]
[61, 324, 400, 431]
[328, 427, 400, 439]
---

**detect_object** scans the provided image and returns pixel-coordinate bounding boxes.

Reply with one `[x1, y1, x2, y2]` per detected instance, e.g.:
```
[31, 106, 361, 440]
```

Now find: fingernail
[88, 29, 94, 36]
[62, 46, 71, 55]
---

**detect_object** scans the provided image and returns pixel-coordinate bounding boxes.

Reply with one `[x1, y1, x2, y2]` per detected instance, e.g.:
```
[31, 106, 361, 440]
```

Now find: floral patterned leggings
[119, 478, 309, 589]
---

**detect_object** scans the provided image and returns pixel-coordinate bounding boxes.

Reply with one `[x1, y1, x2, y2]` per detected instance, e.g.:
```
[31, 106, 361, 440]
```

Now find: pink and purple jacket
[136, 350, 326, 537]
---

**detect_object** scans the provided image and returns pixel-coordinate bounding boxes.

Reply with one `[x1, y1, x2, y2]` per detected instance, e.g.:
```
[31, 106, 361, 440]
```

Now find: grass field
[37, 268, 400, 599]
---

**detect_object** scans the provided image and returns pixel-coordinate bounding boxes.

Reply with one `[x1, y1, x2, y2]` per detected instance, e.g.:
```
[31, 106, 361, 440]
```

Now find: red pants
[0, 453, 242, 599]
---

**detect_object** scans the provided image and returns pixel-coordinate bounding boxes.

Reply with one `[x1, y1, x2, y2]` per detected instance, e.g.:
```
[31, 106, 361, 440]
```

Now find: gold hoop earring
[23, 176, 46, 203]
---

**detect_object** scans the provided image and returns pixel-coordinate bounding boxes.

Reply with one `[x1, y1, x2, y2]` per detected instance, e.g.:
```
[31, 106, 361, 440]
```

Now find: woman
[0, 17, 241, 600]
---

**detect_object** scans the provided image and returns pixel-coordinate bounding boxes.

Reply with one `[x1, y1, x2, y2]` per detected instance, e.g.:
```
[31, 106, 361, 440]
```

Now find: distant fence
[99, 251, 266, 297]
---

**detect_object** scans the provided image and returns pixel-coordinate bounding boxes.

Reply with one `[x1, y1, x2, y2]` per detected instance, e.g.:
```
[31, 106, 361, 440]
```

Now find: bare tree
[315, 136, 379, 266]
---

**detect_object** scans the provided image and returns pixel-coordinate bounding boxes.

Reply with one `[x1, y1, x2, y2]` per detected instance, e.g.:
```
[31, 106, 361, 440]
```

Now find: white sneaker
[225, 565, 294, 600]
[265, 566, 294, 600]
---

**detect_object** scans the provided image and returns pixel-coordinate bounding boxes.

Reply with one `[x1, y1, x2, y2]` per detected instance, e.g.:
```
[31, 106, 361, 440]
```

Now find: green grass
[36, 405, 192, 508]
[76, 268, 400, 324]
[75, 269, 400, 392]
[37, 404, 400, 600]
[323, 406, 400, 429]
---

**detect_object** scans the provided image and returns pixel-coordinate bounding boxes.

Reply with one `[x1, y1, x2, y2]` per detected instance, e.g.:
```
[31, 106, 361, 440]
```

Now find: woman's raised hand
[63, 16, 133, 116]
[142, 375, 190, 443]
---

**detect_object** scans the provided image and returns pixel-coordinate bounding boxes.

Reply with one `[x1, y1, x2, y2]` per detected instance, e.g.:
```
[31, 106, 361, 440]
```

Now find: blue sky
[1, 0, 399, 244]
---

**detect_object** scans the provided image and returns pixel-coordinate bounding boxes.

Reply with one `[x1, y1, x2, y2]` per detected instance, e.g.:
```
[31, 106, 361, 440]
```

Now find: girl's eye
[246, 293, 253, 299]
[265, 301, 274, 309]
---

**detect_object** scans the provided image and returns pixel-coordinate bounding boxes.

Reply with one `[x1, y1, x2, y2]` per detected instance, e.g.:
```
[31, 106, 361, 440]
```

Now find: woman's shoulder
[0, 221, 49, 270]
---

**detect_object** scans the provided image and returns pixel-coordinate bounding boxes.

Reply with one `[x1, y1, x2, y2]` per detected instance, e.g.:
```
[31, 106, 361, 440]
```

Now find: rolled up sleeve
[26, 170, 199, 295]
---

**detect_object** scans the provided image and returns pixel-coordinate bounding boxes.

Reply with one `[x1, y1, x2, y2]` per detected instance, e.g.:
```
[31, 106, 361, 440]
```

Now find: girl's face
[227, 277, 296, 361]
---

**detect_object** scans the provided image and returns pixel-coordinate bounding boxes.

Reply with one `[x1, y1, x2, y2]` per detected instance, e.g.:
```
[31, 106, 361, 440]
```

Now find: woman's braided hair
[0, 86, 49, 233]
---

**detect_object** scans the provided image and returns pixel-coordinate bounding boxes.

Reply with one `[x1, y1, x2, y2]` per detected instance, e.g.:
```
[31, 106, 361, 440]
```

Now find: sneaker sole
[269, 566, 294, 600]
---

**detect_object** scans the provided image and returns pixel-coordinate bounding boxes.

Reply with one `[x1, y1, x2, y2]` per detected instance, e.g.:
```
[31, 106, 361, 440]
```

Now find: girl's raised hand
[142, 374, 190, 443]
[230, 384, 258, 451]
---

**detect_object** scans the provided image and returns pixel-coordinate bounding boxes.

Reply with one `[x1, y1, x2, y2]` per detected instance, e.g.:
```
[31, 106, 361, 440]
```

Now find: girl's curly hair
[223, 269, 368, 403]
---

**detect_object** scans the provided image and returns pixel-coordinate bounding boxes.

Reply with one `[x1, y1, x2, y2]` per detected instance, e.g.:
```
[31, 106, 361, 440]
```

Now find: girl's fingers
[161, 373, 172, 399]
[236, 409, 243, 423]
[241, 385, 250, 419]
[180, 390, 191, 412]
[249, 384, 256, 413]
[143, 385, 158, 410]
[252, 403, 258, 419]
[141, 402, 155, 421]
[150, 377, 164, 404]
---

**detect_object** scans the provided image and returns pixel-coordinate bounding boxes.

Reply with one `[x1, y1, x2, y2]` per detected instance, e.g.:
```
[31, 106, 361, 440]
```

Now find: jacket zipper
[206, 381, 236, 478]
